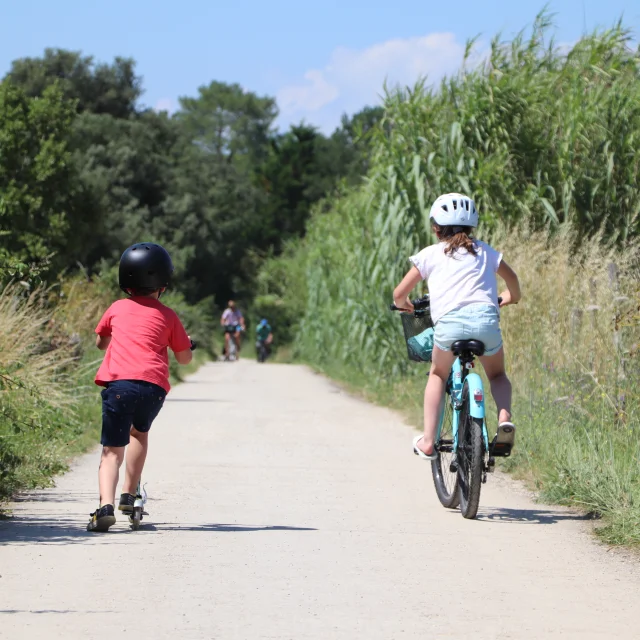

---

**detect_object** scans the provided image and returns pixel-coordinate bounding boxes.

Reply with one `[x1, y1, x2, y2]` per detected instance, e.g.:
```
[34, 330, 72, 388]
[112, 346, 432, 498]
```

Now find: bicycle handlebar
[389, 295, 503, 312]
[389, 294, 430, 312]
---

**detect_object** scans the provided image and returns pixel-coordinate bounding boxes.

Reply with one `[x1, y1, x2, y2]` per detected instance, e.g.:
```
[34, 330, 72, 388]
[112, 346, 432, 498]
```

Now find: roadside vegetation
[0, 30, 376, 500]
[259, 14, 640, 545]
[3, 10, 640, 546]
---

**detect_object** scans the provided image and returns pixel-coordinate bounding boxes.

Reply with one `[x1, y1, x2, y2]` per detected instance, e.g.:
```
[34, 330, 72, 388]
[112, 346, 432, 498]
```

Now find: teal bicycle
[391, 294, 514, 519]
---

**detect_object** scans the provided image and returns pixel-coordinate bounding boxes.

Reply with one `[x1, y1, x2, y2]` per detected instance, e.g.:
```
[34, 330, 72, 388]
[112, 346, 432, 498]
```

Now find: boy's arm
[174, 347, 193, 365]
[95, 306, 113, 350]
[96, 335, 111, 350]
[170, 314, 194, 365]
[497, 260, 522, 307]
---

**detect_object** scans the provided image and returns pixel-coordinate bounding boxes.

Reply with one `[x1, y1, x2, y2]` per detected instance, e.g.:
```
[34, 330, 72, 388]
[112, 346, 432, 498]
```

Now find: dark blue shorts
[100, 380, 167, 448]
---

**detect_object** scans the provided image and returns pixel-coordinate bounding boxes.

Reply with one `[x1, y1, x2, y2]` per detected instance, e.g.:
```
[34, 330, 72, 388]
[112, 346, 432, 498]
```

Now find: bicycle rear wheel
[457, 382, 483, 519]
[431, 391, 460, 509]
[228, 338, 237, 362]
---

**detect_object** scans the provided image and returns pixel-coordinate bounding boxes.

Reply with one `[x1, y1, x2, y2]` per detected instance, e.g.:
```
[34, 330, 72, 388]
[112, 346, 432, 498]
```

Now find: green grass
[0, 349, 102, 503]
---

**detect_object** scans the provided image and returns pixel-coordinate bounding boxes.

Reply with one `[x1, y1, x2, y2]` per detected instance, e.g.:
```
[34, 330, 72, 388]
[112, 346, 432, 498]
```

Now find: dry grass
[494, 223, 640, 388]
[0, 280, 107, 501]
[0, 285, 77, 406]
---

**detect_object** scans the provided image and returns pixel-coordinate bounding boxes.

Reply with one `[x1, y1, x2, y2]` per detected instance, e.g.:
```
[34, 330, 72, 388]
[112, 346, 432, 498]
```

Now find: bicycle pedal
[449, 458, 459, 473]
[490, 423, 515, 457]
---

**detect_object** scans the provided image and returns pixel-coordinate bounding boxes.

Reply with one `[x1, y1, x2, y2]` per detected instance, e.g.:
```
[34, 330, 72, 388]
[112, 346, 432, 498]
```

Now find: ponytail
[433, 224, 477, 257]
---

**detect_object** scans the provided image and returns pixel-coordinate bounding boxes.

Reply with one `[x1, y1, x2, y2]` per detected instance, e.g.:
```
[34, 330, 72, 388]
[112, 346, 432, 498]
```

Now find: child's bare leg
[122, 427, 148, 495]
[224, 332, 230, 354]
[99, 446, 125, 506]
[479, 347, 512, 423]
[418, 346, 456, 455]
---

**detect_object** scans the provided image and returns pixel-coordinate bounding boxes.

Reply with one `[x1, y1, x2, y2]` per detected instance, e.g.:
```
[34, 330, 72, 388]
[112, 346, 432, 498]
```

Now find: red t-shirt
[95, 297, 191, 393]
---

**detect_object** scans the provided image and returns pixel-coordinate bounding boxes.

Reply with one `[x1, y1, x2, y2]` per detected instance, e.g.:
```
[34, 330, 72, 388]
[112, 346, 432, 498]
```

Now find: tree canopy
[0, 48, 376, 304]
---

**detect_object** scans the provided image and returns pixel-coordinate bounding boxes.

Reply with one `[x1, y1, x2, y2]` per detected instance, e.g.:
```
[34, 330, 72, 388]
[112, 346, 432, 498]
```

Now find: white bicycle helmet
[429, 193, 478, 227]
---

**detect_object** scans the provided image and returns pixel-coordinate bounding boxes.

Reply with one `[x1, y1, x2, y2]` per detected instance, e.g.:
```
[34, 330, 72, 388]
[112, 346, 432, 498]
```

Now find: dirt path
[1, 360, 639, 639]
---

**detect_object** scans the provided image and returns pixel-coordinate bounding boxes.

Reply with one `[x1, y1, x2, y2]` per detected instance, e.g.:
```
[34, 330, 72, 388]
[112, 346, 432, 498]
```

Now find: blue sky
[1, 1, 638, 132]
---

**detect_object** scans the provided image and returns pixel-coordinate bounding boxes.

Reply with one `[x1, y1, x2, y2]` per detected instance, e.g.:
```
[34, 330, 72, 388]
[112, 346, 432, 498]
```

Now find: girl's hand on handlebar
[499, 291, 513, 307]
[393, 297, 414, 312]
[401, 298, 415, 312]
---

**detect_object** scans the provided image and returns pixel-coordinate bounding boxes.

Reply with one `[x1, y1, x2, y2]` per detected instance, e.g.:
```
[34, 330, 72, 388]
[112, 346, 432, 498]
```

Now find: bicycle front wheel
[457, 383, 483, 519]
[431, 391, 460, 509]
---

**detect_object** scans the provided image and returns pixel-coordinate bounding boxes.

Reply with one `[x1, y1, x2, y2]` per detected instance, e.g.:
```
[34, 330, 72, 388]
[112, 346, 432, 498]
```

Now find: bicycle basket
[400, 311, 435, 363]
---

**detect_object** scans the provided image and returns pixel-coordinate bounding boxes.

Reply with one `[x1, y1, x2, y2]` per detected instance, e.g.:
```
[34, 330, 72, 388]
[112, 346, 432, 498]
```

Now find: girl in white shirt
[393, 193, 521, 460]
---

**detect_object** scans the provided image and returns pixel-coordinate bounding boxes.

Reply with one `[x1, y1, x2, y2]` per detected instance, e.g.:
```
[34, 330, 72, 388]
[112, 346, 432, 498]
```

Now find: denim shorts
[434, 304, 503, 356]
[100, 380, 166, 447]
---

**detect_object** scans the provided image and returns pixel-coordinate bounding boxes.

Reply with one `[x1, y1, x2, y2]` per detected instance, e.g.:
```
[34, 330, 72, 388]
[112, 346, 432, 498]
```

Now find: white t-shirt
[222, 308, 243, 326]
[409, 240, 502, 324]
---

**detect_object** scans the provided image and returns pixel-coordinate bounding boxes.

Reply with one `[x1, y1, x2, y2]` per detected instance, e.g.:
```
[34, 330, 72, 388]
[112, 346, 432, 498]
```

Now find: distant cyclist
[221, 300, 245, 358]
[255, 318, 273, 362]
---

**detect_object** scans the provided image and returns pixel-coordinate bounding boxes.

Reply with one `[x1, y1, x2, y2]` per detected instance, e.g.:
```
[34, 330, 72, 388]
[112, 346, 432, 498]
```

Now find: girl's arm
[497, 260, 521, 307]
[393, 266, 423, 311]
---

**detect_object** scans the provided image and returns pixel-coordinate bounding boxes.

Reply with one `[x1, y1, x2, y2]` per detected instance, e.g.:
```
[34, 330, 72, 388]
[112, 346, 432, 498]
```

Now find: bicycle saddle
[451, 339, 485, 357]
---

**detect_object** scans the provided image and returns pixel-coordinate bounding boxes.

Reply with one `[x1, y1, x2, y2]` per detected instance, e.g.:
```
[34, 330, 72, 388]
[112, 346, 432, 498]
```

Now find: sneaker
[87, 504, 116, 532]
[118, 493, 136, 514]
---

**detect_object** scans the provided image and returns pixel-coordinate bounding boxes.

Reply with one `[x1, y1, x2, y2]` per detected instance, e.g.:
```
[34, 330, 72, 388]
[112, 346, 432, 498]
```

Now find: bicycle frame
[439, 356, 490, 453]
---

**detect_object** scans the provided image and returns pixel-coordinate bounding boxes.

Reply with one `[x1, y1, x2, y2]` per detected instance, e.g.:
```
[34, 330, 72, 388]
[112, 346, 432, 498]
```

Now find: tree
[329, 106, 385, 182]
[176, 81, 277, 169]
[6, 49, 141, 119]
[0, 81, 94, 270]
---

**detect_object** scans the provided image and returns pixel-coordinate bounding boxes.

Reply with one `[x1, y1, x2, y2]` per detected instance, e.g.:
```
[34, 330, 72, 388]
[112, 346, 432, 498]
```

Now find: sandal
[413, 435, 437, 461]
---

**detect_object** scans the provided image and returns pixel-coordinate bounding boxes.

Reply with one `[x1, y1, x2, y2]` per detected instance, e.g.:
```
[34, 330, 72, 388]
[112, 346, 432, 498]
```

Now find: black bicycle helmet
[118, 242, 173, 293]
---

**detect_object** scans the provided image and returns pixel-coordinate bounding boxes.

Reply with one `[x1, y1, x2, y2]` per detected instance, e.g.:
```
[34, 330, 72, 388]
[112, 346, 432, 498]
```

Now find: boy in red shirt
[87, 242, 195, 532]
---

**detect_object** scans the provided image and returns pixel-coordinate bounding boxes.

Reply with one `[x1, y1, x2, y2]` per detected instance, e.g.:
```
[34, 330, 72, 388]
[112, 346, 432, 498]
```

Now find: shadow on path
[0, 609, 115, 615]
[475, 505, 597, 525]
[150, 523, 318, 533]
[0, 515, 316, 545]
[11, 490, 96, 504]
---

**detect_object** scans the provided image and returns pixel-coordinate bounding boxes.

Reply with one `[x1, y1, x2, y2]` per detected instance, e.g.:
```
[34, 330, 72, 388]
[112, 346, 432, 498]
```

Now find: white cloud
[154, 97, 178, 114]
[275, 32, 466, 132]
[278, 69, 340, 114]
